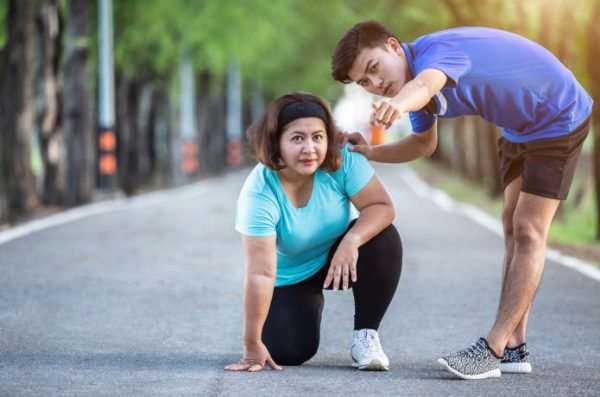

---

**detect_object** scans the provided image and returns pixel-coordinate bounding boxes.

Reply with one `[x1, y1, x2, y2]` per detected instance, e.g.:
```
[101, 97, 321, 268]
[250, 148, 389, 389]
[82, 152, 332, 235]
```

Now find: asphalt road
[0, 164, 598, 396]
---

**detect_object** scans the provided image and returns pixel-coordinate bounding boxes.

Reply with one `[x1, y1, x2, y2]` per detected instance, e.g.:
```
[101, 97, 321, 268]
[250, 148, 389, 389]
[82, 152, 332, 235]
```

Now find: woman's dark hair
[247, 92, 342, 171]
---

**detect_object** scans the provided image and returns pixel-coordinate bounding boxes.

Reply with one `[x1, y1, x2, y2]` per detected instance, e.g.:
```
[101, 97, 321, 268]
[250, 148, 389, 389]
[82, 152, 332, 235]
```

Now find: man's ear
[387, 37, 402, 54]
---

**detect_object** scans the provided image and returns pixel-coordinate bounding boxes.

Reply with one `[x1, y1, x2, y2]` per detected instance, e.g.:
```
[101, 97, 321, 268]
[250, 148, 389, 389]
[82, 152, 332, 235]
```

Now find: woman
[225, 92, 402, 372]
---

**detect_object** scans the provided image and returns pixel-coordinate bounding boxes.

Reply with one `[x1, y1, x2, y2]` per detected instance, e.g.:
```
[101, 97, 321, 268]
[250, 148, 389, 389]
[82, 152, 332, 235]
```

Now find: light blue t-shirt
[235, 145, 374, 287]
[402, 27, 593, 143]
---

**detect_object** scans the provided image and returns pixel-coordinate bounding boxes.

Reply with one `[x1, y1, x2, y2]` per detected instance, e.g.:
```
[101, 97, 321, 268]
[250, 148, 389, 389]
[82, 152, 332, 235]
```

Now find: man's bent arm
[369, 123, 438, 163]
[390, 68, 447, 113]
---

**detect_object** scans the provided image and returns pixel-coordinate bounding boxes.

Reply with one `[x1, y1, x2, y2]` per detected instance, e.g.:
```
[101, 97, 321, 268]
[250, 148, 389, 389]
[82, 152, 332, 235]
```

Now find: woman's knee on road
[265, 332, 319, 366]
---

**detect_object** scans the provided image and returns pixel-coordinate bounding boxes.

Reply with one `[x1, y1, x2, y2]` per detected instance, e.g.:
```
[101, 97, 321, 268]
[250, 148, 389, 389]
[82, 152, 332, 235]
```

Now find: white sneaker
[351, 329, 390, 371]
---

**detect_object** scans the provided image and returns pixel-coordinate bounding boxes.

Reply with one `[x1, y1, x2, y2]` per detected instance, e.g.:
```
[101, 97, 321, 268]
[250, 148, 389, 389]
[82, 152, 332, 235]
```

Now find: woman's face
[278, 117, 328, 177]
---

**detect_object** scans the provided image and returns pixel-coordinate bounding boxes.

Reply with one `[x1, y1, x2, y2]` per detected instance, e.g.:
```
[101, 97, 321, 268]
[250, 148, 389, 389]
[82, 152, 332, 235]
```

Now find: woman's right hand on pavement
[224, 340, 283, 372]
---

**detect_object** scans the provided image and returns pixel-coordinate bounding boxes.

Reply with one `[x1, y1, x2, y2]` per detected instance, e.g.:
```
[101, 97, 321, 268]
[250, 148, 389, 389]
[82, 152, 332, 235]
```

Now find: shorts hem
[502, 173, 521, 192]
[520, 187, 566, 201]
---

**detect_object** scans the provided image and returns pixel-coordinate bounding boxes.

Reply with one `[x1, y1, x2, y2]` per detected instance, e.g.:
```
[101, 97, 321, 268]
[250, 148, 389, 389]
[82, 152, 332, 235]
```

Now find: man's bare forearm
[369, 133, 435, 163]
[392, 78, 435, 113]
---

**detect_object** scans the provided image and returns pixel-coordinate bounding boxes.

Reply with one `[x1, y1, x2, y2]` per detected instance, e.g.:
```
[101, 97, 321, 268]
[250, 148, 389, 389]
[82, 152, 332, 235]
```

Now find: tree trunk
[197, 70, 232, 175]
[441, 0, 468, 26]
[36, 0, 64, 206]
[485, 122, 502, 197]
[168, 89, 179, 183]
[151, 88, 170, 186]
[145, 87, 160, 185]
[197, 73, 227, 175]
[0, 0, 38, 223]
[471, 117, 484, 183]
[64, 0, 93, 207]
[587, 0, 600, 239]
[556, 0, 576, 68]
[451, 118, 467, 175]
[0, 48, 4, 213]
[433, 118, 453, 168]
[207, 90, 227, 173]
[462, 117, 479, 182]
[538, 1, 555, 51]
[484, 0, 505, 29]
[509, 1, 530, 37]
[136, 83, 154, 185]
[116, 74, 141, 195]
[197, 70, 212, 176]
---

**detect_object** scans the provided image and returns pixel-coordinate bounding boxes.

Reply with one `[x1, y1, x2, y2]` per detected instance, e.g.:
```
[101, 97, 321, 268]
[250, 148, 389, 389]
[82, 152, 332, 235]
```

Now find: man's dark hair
[332, 20, 399, 84]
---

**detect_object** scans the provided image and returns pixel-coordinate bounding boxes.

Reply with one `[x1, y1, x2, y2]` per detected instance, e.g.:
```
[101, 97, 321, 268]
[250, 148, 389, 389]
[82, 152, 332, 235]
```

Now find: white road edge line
[398, 166, 600, 283]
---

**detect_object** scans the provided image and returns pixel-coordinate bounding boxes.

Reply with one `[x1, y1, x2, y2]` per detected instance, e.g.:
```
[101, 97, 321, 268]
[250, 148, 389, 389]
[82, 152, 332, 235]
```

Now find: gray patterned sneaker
[351, 329, 389, 371]
[501, 343, 532, 373]
[438, 337, 502, 380]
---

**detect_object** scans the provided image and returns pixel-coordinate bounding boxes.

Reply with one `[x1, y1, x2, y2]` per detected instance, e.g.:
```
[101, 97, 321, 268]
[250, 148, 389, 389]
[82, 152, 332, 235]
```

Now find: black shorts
[498, 117, 591, 200]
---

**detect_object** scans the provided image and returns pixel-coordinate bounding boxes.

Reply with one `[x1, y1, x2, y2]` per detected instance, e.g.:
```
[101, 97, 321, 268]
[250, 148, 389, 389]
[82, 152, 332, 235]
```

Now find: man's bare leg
[437, 182, 559, 379]
[486, 191, 560, 356]
[500, 177, 530, 348]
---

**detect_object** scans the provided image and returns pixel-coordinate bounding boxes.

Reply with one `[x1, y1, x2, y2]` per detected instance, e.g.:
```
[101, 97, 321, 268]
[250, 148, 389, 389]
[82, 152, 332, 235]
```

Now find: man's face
[347, 38, 409, 98]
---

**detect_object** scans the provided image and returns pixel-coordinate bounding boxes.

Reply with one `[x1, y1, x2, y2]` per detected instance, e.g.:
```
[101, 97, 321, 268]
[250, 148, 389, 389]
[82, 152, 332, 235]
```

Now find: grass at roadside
[409, 158, 600, 266]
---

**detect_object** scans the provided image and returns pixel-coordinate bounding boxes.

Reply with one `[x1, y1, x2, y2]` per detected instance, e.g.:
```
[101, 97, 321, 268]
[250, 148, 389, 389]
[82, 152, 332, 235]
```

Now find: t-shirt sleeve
[413, 39, 471, 88]
[236, 189, 279, 237]
[341, 145, 375, 197]
[409, 110, 437, 133]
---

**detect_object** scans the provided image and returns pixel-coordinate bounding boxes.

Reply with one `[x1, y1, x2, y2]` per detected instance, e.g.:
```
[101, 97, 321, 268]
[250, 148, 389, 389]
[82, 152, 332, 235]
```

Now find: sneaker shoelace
[358, 331, 383, 355]
[464, 340, 486, 358]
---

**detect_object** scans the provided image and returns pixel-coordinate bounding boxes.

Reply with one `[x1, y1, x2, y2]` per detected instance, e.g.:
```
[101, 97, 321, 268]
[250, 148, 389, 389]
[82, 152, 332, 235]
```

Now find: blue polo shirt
[235, 145, 374, 287]
[402, 27, 593, 143]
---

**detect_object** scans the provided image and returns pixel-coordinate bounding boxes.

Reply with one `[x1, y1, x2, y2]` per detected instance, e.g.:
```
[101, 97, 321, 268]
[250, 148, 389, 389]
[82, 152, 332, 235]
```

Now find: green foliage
[49, 0, 597, 105]
[0, 0, 590, 96]
[108, 0, 456, 100]
[549, 197, 597, 245]
[113, 0, 182, 81]
[0, 0, 7, 47]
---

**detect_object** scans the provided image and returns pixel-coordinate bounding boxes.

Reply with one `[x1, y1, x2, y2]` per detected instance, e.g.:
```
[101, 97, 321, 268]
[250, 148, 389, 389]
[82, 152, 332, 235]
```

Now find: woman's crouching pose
[226, 92, 402, 372]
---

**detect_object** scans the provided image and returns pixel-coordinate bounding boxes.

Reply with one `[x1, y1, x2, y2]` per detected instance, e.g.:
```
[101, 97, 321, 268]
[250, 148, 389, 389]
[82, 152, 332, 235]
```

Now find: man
[331, 20, 593, 380]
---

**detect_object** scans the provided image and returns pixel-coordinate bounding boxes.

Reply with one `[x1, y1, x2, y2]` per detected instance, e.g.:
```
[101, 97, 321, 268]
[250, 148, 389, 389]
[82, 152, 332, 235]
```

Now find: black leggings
[262, 222, 402, 366]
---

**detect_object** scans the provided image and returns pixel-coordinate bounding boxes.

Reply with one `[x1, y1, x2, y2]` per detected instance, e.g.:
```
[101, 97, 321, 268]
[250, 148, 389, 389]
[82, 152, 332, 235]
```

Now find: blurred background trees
[0, 0, 598, 241]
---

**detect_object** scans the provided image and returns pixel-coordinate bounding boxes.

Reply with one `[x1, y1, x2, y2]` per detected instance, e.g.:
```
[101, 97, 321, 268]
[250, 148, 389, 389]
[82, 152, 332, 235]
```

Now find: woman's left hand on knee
[323, 238, 359, 290]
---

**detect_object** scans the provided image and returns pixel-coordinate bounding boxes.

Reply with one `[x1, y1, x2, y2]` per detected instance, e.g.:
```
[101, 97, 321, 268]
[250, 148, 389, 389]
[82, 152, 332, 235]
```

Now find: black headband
[278, 101, 328, 129]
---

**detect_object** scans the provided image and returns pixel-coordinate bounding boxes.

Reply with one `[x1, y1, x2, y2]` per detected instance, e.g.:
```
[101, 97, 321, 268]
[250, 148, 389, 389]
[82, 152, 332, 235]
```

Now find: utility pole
[226, 59, 242, 167]
[97, 0, 117, 189]
[179, 52, 199, 178]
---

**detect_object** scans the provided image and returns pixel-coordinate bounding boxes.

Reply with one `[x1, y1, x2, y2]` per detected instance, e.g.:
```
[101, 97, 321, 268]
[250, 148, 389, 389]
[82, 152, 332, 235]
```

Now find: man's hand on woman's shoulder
[340, 131, 373, 160]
